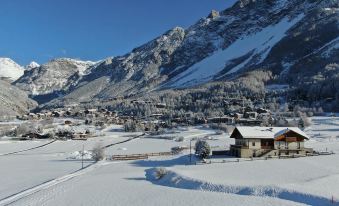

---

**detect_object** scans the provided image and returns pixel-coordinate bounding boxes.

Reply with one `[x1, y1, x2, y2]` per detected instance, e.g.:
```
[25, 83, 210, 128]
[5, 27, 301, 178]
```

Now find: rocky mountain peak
[208, 10, 220, 19]
[15, 58, 95, 99]
[25, 61, 40, 70]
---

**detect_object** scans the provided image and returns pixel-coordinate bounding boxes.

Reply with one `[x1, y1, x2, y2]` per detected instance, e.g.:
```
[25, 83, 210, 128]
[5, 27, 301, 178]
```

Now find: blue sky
[0, 0, 236, 65]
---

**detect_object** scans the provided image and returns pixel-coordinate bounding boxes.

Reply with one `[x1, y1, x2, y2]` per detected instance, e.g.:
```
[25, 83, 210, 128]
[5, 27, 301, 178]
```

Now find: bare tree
[92, 143, 105, 161]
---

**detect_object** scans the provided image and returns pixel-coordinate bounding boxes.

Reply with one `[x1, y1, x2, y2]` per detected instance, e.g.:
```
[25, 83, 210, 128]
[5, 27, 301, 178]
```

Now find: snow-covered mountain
[15, 58, 95, 102]
[25, 61, 40, 71]
[0, 58, 24, 82]
[16, 0, 338, 106]
[0, 80, 37, 118]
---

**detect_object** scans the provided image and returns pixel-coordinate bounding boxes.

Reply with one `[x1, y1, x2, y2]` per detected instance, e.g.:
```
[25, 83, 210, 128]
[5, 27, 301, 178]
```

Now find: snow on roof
[274, 127, 309, 140]
[232, 127, 309, 140]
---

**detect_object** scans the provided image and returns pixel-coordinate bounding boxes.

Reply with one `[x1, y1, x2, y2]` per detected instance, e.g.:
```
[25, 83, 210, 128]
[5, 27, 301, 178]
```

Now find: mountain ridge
[11, 0, 339, 108]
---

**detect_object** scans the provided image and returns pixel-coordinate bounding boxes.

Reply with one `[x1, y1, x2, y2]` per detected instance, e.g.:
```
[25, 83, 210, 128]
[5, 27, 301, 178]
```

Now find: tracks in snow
[0, 140, 56, 156]
[0, 132, 144, 157]
[0, 162, 105, 206]
[146, 168, 334, 206]
[0, 134, 142, 205]
[102, 133, 145, 149]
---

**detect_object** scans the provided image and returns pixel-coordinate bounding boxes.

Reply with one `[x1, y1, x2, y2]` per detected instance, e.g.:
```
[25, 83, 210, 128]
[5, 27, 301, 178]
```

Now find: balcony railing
[231, 145, 249, 149]
[261, 146, 274, 149]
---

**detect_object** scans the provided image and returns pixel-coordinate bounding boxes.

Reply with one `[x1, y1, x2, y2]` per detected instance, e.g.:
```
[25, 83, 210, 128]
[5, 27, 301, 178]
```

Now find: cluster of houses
[20, 108, 122, 123]
[181, 107, 271, 126]
[19, 99, 275, 131]
[15, 104, 316, 159]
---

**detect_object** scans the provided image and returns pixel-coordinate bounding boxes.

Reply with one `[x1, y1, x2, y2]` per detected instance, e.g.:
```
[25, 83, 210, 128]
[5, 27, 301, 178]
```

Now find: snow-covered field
[0, 116, 339, 205]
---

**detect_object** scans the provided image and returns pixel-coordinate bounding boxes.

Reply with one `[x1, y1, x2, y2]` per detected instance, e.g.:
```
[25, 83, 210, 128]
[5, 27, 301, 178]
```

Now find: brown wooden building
[230, 127, 313, 158]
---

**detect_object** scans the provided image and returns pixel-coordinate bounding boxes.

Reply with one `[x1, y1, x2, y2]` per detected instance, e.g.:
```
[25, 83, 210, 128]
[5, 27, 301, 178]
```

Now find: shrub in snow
[124, 120, 138, 132]
[68, 150, 93, 160]
[171, 146, 186, 154]
[14, 123, 35, 136]
[299, 113, 312, 128]
[92, 143, 105, 161]
[46, 132, 55, 139]
[195, 139, 211, 159]
[154, 167, 168, 180]
[176, 136, 184, 142]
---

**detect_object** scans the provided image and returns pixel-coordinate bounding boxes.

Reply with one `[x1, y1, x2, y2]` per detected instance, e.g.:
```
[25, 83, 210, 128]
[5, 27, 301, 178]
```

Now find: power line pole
[190, 139, 192, 164]
[82, 144, 84, 169]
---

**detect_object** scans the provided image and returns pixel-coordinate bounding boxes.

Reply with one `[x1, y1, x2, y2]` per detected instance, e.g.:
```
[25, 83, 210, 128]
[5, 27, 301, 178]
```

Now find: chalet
[37, 113, 46, 119]
[64, 120, 73, 125]
[243, 112, 258, 119]
[234, 113, 243, 120]
[21, 132, 48, 140]
[230, 127, 313, 158]
[18, 115, 29, 120]
[28, 113, 39, 119]
[52, 111, 63, 117]
[257, 108, 271, 114]
[84, 109, 97, 115]
[236, 119, 262, 126]
[131, 100, 146, 105]
[65, 110, 72, 116]
[150, 113, 163, 118]
[45, 112, 53, 117]
[155, 103, 167, 109]
[207, 116, 235, 124]
[72, 133, 89, 140]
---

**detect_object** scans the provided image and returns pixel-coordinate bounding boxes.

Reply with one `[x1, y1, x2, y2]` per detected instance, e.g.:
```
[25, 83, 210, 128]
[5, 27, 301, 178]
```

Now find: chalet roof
[274, 128, 309, 140]
[231, 127, 310, 140]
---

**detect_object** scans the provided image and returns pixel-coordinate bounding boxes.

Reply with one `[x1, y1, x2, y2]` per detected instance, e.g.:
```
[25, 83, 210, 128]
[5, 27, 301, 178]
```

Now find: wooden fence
[111, 154, 148, 160]
[110, 152, 174, 161]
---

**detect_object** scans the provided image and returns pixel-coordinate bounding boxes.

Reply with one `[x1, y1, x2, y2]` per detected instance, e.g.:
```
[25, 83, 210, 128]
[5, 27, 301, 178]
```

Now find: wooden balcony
[261, 146, 274, 149]
[231, 145, 249, 149]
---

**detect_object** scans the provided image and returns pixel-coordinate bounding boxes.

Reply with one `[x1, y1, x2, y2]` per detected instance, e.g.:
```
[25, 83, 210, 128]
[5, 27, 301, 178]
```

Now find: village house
[230, 127, 313, 158]
[207, 116, 235, 124]
[84, 108, 97, 115]
[243, 111, 258, 119]
[155, 103, 167, 109]
[236, 118, 262, 126]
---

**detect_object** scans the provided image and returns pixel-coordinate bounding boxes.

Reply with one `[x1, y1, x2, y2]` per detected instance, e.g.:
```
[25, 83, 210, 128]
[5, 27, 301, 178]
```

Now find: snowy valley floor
[0, 117, 339, 206]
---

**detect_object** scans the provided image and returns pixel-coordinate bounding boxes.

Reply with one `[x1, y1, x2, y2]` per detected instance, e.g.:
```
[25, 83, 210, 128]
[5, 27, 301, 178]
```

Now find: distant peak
[26, 61, 40, 70]
[208, 10, 220, 19]
[0, 57, 24, 81]
[172, 26, 184, 32]
[0, 57, 21, 65]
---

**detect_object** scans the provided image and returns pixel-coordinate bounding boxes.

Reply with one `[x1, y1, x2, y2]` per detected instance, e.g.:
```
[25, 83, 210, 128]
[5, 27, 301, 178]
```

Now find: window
[252, 142, 255, 147]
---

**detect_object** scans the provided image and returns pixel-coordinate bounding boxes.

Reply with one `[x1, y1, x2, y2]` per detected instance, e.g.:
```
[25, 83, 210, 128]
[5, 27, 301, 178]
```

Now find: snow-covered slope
[0, 58, 24, 82]
[47, 0, 336, 105]
[166, 14, 305, 88]
[0, 80, 37, 119]
[1, 117, 339, 205]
